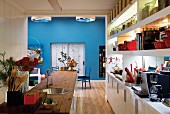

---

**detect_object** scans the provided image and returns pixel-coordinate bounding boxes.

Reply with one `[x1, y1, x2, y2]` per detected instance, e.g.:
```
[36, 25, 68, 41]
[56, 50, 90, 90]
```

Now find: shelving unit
[99, 46, 105, 78]
[106, 1, 170, 114]
[108, 6, 170, 40]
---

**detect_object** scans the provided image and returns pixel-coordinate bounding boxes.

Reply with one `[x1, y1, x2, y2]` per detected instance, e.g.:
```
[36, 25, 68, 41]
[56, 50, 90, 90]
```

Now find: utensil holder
[7, 91, 23, 106]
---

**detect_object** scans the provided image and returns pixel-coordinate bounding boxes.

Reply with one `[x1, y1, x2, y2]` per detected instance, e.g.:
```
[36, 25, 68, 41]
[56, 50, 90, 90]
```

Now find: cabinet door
[107, 74, 111, 102]
[137, 97, 147, 114]
[112, 78, 118, 113]
[146, 104, 160, 114]
[125, 89, 136, 114]
[118, 84, 126, 114]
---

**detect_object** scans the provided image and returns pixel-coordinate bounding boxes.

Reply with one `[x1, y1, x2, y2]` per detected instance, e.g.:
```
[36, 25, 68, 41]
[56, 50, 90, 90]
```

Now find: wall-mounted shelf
[108, 48, 170, 56]
[108, 6, 170, 40]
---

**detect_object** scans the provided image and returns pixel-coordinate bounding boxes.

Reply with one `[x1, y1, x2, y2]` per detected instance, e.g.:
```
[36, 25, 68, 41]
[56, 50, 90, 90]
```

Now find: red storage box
[153, 41, 167, 49]
[24, 91, 40, 105]
[124, 40, 137, 50]
[118, 44, 124, 51]
[162, 37, 170, 48]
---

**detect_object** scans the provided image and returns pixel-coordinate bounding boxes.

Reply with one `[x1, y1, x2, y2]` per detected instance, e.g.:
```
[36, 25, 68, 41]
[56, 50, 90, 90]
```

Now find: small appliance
[136, 72, 170, 101]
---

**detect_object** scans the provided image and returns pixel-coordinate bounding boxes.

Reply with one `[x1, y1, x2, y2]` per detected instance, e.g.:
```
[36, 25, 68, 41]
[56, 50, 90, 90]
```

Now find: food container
[142, 4, 150, 19]
[150, 7, 158, 15]
[162, 37, 170, 48]
[158, 0, 170, 11]
[24, 91, 40, 105]
[112, 8, 116, 18]
[116, 3, 119, 16]
[119, 0, 122, 13]
[153, 41, 167, 49]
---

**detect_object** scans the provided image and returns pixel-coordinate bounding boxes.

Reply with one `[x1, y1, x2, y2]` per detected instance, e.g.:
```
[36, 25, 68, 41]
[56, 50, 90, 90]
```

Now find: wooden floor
[75, 81, 115, 114]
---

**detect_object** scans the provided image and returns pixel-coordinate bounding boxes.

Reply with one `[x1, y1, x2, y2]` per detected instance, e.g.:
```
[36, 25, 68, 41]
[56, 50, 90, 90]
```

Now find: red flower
[16, 56, 38, 72]
[33, 58, 38, 66]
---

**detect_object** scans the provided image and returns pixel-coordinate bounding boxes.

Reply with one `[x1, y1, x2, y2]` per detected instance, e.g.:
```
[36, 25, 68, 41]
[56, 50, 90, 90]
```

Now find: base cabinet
[107, 74, 160, 114]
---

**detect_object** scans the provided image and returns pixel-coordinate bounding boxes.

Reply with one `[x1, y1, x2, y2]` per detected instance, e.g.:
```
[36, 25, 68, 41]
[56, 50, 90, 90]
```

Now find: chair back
[52, 66, 59, 72]
[85, 67, 91, 77]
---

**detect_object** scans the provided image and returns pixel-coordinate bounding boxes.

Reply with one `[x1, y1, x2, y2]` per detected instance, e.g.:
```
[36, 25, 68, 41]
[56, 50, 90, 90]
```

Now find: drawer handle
[124, 90, 126, 102]
[135, 99, 138, 114]
[112, 79, 113, 88]
[117, 83, 119, 94]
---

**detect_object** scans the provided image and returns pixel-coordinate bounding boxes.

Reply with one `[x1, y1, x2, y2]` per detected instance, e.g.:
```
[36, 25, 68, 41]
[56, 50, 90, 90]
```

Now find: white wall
[0, 0, 27, 60]
[0, 0, 27, 104]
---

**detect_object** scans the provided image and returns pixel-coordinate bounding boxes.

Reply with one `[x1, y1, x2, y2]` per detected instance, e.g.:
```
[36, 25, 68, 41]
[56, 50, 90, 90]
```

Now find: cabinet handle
[124, 90, 126, 102]
[108, 75, 109, 83]
[112, 79, 113, 88]
[117, 83, 119, 94]
[135, 99, 138, 114]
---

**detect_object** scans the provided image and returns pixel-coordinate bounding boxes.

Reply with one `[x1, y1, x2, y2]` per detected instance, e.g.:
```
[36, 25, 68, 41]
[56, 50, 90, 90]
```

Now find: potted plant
[0, 52, 16, 88]
[58, 51, 71, 70]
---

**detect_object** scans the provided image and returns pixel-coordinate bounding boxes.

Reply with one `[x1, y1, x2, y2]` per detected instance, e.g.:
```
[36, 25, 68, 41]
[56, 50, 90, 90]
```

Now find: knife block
[7, 91, 23, 106]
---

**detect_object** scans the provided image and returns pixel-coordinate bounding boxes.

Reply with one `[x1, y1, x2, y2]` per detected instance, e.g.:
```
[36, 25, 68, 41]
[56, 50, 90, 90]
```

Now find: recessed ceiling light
[76, 16, 95, 22]
[31, 16, 52, 22]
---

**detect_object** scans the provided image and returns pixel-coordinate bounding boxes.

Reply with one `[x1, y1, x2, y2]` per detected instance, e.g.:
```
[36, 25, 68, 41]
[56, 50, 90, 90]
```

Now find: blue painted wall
[28, 17, 105, 80]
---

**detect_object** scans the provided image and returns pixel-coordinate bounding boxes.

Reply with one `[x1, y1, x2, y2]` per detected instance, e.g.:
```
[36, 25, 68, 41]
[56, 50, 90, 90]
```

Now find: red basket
[153, 41, 167, 49]
[162, 37, 170, 48]
[118, 44, 124, 51]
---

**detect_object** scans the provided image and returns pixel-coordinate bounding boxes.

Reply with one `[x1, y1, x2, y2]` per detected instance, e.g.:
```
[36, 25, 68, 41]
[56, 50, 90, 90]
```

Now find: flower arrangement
[67, 59, 77, 67]
[16, 57, 38, 72]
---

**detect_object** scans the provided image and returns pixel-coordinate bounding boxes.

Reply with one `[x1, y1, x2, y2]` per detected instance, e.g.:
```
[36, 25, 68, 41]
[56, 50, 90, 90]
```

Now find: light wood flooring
[75, 81, 115, 114]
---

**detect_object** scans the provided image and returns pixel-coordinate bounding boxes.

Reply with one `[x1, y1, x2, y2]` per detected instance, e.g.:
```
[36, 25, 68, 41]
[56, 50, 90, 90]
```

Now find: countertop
[107, 71, 170, 114]
[0, 70, 77, 114]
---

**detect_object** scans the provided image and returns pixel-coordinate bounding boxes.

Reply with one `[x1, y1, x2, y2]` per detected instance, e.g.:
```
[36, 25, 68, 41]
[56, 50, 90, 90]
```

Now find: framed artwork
[27, 45, 43, 65]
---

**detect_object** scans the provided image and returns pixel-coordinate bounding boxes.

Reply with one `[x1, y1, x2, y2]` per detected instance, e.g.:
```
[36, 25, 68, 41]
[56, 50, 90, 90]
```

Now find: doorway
[51, 43, 85, 75]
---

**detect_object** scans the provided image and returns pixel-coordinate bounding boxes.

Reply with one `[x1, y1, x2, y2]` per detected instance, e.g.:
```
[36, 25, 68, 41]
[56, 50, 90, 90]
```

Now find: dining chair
[52, 66, 59, 72]
[77, 67, 91, 89]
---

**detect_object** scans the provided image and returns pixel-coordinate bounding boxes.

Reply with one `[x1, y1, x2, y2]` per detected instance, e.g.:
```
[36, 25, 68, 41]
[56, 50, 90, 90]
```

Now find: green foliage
[0, 52, 16, 81]
[58, 51, 71, 66]
[44, 98, 53, 104]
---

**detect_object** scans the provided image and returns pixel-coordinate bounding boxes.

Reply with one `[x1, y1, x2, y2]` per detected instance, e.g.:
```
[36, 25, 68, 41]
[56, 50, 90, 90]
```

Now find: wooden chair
[77, 67, 91, 89]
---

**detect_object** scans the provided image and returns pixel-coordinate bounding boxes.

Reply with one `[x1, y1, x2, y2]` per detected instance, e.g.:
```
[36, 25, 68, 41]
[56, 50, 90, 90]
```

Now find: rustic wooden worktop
[34, 70, 77, 114]
[0, 71, 77, 114]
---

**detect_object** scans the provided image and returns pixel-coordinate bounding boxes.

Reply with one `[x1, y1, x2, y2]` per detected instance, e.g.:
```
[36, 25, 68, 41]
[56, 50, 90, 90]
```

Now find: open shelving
[107, 0, 170, 81]
[108, 6, 170, 40]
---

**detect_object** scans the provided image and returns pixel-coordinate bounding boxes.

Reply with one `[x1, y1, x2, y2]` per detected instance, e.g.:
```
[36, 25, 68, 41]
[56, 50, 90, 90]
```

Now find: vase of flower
[16, 57, 38, 93]
[18, 71, 29, 93]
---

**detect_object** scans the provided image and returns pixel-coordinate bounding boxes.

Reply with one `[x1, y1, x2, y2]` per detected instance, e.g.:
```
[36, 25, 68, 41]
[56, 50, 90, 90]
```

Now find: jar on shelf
[142, 3, 151, 19]
[158, 0, 170, 11]
[122, 22, 126, 31]
[132, 14, 137, 25]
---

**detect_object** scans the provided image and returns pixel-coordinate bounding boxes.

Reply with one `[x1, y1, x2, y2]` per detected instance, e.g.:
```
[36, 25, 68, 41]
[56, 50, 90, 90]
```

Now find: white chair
[30, 68, 41, 83]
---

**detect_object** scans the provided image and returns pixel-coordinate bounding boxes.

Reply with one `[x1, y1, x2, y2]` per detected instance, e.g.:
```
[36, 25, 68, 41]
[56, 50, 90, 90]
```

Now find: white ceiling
[10, 0, 119, 16]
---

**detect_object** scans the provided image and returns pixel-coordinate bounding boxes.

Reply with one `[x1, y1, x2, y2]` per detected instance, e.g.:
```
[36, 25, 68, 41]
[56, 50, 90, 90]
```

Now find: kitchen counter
[0, 70, 77, 114]
[107, 71, 170, 114]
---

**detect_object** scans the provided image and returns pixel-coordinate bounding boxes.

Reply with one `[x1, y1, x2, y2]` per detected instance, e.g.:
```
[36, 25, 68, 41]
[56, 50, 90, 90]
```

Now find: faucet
[46, 69, 53, 88]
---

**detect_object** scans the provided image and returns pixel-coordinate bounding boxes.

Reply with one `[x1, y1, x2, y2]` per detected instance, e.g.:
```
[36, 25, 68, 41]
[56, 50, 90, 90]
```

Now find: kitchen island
[0, 70, 77, 114]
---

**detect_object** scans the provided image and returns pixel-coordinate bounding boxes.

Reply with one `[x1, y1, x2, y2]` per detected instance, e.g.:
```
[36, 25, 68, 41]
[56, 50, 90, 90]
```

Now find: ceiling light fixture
[76, 16, 95, 22]
[31, 16, 52, 22]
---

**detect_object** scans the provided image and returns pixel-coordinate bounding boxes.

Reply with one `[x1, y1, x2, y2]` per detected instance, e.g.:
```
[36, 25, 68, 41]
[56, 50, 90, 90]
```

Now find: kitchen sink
[40, 87, 70, 94]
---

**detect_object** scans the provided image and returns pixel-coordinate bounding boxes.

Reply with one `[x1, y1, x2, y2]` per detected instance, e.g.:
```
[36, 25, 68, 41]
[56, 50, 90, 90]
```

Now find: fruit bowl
[42, 101, 57, 110]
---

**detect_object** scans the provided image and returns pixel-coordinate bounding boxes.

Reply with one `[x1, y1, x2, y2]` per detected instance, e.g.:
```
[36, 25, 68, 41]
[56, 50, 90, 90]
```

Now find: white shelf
[108, 0, 137, 27]
[108, 6, 170, 39]
[108, 48, 170, 56]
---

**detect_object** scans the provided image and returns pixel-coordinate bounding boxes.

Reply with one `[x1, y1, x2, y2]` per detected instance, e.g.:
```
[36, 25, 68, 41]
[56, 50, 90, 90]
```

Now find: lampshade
[31, 16, 52, 22]
[76, 16, 95, 22]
